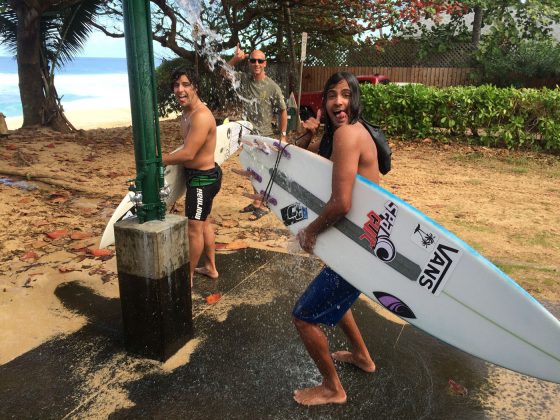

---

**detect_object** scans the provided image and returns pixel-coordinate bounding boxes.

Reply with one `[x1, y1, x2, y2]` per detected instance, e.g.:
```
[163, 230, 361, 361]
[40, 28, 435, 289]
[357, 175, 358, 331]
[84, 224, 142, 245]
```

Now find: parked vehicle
[298, 74, 390, 120]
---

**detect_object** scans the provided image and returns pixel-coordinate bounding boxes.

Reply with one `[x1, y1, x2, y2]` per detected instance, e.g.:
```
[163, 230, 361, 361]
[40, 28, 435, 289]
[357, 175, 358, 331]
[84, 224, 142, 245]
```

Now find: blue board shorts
[292, 267, 361, 327]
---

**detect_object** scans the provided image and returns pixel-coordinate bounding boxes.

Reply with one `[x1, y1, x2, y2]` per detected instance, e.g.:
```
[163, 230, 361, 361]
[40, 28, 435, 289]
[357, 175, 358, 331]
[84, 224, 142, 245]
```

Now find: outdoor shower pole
[122, 0, 165, 223]
[115, 0, 192, 361]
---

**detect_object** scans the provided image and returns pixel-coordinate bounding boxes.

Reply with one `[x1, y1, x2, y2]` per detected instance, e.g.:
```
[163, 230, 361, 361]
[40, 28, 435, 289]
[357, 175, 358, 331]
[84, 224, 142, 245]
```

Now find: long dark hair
[318, 72, 362, 159]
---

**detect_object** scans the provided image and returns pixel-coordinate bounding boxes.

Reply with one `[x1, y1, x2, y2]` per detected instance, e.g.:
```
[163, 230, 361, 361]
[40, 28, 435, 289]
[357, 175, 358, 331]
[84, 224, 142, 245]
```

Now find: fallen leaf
[48, 191, 70, 204]
[87, 248, 113, 257]
[70, 231, 93, 240]
[20, 250, 39, 261]
[46, 143, 55, 148]
[47, 229, 69, 239]
[58, 266, 78, 273]
[6, 144, 17, 151]
[448, 379, 468, 396]
[206, 293, 222, 304]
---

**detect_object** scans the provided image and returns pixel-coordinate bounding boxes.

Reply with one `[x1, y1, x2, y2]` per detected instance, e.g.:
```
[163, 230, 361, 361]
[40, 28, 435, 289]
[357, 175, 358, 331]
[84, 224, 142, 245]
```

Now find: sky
[0, 28, 172, 59]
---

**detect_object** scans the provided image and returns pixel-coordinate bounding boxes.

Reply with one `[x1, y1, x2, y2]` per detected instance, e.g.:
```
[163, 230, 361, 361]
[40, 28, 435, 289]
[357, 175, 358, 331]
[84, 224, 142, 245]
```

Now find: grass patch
[510, 231, 559, 248]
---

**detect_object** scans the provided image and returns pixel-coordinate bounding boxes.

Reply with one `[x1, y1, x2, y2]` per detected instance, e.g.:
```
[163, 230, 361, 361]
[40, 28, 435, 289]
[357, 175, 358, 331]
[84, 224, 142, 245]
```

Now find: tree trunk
[472, 6, 483, 47]
[282, 1, 297, 94]
[14, 2, 74, 132]
[15, 3, 44, 127]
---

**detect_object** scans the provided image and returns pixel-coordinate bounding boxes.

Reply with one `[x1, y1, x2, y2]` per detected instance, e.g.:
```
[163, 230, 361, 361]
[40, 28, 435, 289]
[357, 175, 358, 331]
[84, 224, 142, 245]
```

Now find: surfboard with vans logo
[99, 121, 253, 248]
[239, 134, 560, 384]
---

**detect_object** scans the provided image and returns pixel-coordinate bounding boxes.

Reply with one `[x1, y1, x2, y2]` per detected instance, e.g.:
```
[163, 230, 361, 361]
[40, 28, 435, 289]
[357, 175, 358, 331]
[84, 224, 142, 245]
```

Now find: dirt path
[1, 120, 559, 364]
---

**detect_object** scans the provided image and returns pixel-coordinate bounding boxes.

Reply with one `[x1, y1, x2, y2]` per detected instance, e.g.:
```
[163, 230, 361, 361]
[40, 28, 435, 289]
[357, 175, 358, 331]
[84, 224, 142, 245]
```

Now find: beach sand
[4, 107, 165, 131]
[1, 116, 559, 378]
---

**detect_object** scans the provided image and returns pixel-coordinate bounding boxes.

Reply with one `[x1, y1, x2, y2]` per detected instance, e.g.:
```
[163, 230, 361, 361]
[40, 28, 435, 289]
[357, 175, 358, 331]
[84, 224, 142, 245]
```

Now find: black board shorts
[184, 164, 222, 221]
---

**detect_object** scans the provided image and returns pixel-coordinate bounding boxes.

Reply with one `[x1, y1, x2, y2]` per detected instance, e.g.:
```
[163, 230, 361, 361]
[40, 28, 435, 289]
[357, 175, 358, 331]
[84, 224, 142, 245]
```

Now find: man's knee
[293, 316, 312, 332]
[188, 219, 204, 235]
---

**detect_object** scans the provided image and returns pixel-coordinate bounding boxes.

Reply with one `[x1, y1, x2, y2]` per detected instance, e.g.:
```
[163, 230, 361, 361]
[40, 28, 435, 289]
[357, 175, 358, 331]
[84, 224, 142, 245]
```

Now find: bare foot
[332, 351, 376, 373]
[293, 385, 347, 406]
[194, 267, 219, 279]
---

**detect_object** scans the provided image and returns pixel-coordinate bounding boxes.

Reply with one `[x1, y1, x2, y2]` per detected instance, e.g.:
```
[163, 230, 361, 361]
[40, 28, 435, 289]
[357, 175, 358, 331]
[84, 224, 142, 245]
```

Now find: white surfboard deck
[239, 134, 560, 384]
[99, 120, 253, 248]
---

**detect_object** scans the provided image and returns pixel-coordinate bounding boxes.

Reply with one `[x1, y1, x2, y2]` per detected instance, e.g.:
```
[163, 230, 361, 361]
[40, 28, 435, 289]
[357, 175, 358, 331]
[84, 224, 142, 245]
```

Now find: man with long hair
[292, 71, 378, 405]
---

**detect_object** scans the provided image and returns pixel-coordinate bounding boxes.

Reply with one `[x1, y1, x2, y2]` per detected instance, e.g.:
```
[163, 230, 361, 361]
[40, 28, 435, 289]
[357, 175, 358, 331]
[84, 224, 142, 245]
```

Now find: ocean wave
[1, 73, 131, 118]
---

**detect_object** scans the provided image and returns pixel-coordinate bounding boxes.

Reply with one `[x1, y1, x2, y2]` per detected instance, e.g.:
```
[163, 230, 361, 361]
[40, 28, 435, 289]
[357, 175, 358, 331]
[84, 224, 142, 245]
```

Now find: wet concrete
[1, 249, 559, 419]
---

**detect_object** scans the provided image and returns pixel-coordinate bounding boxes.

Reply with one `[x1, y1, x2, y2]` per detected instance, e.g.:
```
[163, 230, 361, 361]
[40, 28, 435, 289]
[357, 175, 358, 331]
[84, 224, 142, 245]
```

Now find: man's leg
[292, 317, 347, 406]
[187, 219, 204, 286]
[194, 219, 219, 279]
[332, 309, 376, 372]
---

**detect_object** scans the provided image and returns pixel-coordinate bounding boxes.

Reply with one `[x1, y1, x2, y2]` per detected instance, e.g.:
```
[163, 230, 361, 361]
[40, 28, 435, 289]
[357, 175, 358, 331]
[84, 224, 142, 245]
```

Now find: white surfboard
[99, 120, 253, 248]
[239, 134, 560, 384]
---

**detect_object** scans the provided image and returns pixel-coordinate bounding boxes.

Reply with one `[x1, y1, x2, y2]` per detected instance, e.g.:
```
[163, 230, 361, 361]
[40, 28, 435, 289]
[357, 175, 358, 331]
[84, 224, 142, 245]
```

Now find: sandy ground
[0, 116, 559, 382]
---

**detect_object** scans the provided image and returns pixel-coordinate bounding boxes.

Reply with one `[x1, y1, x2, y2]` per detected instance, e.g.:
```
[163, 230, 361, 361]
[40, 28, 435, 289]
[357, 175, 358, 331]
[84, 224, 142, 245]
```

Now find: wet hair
[170, 66, 199, 92]
[321, 71, 362, 134]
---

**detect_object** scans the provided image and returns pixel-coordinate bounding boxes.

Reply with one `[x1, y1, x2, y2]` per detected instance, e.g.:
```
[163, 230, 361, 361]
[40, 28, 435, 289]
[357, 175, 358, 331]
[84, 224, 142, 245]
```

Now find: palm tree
[0, 0, 104, 132]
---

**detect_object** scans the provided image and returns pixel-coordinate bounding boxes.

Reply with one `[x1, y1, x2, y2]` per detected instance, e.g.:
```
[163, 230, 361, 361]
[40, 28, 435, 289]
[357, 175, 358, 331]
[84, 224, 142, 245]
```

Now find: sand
[0, 115, 559, 389]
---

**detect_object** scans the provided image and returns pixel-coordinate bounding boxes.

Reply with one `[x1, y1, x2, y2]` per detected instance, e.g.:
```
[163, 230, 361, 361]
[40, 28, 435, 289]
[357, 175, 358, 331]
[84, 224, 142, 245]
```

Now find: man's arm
[221, 43, 246, 79]
[297, 124, 360, 253]
[162, 112, 212, 165]
[295, 109, 321, 151]
[279, 108, 288, 142]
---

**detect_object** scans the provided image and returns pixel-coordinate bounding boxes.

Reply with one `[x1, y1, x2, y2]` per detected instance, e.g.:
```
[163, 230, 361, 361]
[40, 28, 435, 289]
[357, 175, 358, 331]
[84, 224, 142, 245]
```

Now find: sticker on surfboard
[416, 242, 462, 296]
[359, 200, 398, 262]
[373, 291, 416, 319]
[281, 202, 308, 226]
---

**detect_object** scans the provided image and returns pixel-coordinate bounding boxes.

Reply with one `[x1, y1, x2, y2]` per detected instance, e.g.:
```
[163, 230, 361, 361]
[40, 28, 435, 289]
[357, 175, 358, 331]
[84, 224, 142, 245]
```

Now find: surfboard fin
[232, 168, 262, 182]
[242, 191, 276, 206]
[272, 141, 291, 159]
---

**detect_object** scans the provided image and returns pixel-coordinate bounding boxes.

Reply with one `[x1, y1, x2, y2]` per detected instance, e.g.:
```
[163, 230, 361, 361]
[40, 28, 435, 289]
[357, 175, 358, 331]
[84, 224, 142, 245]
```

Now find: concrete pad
[1, 249, 559, 418]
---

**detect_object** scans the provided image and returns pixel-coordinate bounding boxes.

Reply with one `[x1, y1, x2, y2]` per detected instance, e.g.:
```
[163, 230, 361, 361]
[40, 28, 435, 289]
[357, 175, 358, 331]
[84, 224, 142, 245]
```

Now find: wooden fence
[301, 66, 474, 92]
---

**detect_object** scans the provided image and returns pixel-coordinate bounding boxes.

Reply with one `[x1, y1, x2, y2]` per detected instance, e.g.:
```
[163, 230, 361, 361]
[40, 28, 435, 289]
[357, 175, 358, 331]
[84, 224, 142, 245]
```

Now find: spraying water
[177, 0, 258, 117]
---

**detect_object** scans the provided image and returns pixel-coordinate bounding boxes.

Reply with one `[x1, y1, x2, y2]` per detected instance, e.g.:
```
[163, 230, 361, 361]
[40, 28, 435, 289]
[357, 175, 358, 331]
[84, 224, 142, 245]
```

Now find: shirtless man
[162, 67, 220, 285]
[292, 71, 378, 405]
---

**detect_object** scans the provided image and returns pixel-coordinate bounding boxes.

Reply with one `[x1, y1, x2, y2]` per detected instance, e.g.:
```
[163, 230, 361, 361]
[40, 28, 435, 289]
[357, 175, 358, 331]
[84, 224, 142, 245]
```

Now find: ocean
[0, 56, 139, 118]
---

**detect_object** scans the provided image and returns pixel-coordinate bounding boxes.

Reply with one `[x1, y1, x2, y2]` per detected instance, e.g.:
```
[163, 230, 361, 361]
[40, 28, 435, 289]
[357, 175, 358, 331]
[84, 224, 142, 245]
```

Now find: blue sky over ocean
[0, 28, 172, 118]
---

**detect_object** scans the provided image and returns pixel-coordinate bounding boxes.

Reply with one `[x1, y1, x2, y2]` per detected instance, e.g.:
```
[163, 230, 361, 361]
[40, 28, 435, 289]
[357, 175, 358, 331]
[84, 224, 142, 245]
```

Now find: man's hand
[233, 43, 247, 63]
[301, 109, 322, 137]
[297, 227, 317, 254]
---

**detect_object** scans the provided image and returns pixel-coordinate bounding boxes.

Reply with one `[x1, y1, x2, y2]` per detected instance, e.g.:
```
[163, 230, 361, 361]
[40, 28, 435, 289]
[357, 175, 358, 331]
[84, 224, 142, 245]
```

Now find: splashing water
[177, 0, 257, 113]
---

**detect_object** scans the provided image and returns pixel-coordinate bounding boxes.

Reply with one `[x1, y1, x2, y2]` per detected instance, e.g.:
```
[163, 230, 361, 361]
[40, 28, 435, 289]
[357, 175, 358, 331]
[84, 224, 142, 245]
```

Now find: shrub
[361, 83, 560, 151]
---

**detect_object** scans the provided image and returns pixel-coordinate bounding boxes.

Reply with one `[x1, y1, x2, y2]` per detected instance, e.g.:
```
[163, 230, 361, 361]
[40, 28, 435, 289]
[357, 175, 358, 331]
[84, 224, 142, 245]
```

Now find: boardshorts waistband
[185, 164, 221, 187]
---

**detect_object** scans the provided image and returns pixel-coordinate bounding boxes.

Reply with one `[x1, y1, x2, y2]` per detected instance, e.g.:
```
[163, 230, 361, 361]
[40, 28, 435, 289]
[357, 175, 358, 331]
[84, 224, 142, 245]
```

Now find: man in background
[224, 44, 288, 221]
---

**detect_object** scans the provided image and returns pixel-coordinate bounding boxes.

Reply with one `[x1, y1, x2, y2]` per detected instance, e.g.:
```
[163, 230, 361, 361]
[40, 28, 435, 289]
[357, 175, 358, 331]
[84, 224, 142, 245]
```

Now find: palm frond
[38, 0, 105, 69]
[0, 9, 17, 54]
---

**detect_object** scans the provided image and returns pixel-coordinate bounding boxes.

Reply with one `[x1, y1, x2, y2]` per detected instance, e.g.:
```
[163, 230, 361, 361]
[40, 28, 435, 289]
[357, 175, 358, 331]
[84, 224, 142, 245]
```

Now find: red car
[299, 74, 390, 120]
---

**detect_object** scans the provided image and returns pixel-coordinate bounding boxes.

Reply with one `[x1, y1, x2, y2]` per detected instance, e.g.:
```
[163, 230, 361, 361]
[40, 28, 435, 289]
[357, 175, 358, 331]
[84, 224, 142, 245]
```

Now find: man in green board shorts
[162, 67, 221, 285]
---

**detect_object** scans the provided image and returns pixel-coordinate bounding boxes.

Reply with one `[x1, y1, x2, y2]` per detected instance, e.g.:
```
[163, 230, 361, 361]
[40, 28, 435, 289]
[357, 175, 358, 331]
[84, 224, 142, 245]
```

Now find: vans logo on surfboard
[281, 202, 308, 226]
[416, 243, 462, 295]
[360, 201, 398, 262]
[373, 292, 416, 319]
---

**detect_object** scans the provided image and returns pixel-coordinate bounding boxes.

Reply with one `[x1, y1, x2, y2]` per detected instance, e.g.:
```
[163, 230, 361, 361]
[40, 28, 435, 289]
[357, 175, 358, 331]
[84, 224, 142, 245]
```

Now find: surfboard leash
[262, 141, 292, 207]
